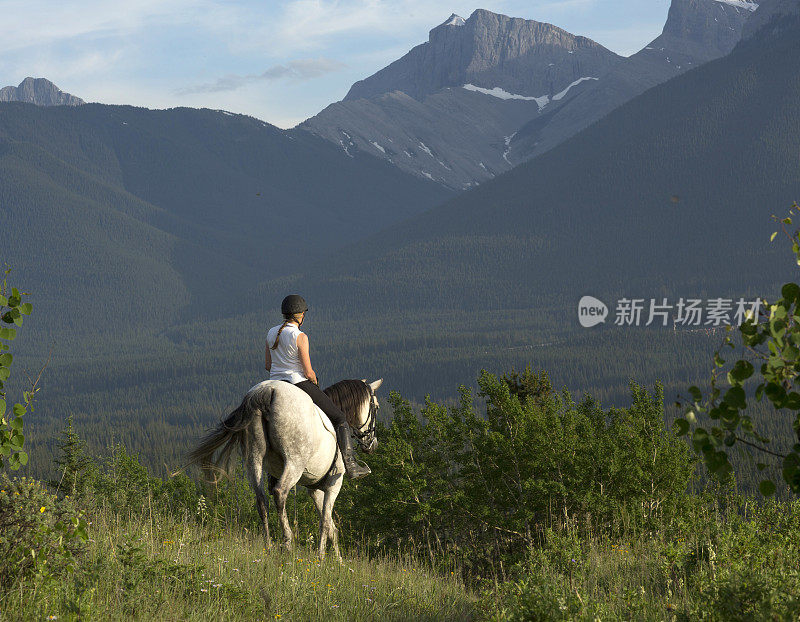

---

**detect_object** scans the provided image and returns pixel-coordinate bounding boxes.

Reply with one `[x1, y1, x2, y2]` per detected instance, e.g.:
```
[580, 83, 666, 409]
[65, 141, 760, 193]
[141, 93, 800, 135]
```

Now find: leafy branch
[0, 268, 35, 470]
[674, 205, 800, 496]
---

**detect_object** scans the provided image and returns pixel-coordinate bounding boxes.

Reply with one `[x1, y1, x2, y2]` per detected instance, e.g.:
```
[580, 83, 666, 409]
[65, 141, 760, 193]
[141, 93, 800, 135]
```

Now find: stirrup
[344, 457, 371, 479]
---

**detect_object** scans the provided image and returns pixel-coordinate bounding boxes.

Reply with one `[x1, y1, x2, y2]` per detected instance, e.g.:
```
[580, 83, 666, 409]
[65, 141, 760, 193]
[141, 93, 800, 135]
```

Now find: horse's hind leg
[244, 447, 271, 546]
[323, 475, 343, 563]
[307, 488, 329, 559]
[271, 461, 304, 549]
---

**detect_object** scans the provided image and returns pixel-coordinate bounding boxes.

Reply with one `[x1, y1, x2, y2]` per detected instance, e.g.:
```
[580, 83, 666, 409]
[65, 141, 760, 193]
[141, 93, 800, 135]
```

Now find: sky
[0, 0, 673, 129]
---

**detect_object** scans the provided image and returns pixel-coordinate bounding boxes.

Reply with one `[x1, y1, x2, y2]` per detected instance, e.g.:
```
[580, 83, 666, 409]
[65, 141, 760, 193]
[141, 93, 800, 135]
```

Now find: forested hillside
[0, 103, 451, 340]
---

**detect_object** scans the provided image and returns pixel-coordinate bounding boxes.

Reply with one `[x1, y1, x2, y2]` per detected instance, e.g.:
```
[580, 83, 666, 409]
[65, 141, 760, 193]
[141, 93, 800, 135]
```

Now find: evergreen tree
[49, 415, 96, 497]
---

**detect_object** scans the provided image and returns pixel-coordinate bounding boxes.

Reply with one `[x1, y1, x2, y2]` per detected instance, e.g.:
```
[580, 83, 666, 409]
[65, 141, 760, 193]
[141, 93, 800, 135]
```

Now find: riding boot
[335, 423, 371, 480]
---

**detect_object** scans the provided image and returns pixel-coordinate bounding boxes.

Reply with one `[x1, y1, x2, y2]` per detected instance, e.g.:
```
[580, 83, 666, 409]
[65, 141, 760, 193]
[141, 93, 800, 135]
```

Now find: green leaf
[765, 382, 787, 405]
[723, 386, 747, 410]
[0, 327, 16, 340]
[782, 283, 800, 303]
[0, 294, 7, 306]
[17, 303, 32, 315]
[674, 418, 690, 436]
[688, 386, 702, 402]
[757, 462, 768, 471]
[759, 480, 777, 496]
[786, 392, 800, 410]
[707, 450, 731, 476]
[728, 360, 754, 383]
[12, 403, 25, 416]
[6, 295, 20, 308]
[0, 367, 9, 382]
[714, 353, 725, 368]
[783, 452, 800, 490]
[17, 451, 28, 466]
[771, 231, 779, 242]
[10, 417, 23, 431]
[8, 453, 20, 470]
[0, 398, 5, 414]
[0, 353, 10, 366]
[693, 428, 711, 452]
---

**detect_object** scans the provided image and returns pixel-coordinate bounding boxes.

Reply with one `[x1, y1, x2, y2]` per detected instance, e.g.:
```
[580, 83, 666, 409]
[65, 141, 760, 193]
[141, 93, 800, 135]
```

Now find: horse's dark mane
[323, 379, 370, 427]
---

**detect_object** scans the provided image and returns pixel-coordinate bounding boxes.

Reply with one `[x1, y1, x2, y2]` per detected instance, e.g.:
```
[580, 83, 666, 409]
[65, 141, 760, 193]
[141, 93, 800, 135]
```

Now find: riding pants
[293, 380, 347, 427]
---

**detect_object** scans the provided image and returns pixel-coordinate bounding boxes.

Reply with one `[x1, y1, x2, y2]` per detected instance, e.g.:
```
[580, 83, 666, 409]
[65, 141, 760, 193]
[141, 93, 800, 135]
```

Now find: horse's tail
[187, 384, 274, 482]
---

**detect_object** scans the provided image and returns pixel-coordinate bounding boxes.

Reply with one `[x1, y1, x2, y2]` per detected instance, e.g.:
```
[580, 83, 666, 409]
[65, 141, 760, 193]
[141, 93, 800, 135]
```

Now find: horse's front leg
[271, 461, 304, 549]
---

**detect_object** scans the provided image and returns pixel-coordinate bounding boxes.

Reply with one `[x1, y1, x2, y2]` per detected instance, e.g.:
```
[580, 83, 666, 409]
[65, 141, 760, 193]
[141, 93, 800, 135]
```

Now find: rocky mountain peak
[0, 77, 84, 106]
[344, 9, 619, 102]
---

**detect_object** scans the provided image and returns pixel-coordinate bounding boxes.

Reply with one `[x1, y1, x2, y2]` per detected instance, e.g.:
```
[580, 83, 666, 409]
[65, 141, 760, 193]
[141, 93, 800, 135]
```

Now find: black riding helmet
[281, 294, 308, 315]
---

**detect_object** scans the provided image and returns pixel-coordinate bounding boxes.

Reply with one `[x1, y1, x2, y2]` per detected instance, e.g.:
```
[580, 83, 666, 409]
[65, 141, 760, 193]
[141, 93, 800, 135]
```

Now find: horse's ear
[370, 378, 383, 392]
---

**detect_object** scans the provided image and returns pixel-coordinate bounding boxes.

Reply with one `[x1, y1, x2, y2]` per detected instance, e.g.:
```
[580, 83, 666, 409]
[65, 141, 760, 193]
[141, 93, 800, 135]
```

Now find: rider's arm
[265, 341, 272, 372]
[296, 332, 317, 385]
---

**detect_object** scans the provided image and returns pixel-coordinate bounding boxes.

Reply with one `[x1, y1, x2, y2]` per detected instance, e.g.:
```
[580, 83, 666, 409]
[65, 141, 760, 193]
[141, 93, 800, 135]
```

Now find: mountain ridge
[0, 77, 84, 106]
[301, 8, 620, 188]
[344, 8, 617, 102]
[302, 1, 759, 188]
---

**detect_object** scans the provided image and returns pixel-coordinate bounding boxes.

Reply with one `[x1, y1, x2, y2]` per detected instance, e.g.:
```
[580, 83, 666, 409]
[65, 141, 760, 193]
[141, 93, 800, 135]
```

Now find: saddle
[311, 405, 343, 481]
[313, 405, 336, 438]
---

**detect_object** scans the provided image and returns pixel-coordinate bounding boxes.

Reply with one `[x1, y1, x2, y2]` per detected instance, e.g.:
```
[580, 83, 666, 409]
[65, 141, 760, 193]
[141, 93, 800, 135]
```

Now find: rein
[351, 383, 378, 449]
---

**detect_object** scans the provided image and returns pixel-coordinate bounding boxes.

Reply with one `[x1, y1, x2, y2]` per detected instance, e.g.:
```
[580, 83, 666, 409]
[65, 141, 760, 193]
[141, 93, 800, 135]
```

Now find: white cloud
[177, 58, 347, 94]
[0, 0, 202, 52]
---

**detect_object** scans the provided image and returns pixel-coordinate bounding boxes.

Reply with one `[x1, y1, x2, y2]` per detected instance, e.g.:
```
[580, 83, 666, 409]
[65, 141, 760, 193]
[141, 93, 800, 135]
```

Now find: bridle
[351, 383, 378, 450]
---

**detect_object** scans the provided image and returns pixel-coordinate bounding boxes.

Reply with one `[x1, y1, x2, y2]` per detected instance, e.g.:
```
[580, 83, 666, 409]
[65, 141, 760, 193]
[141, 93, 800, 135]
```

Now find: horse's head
[355, 378, 382, 454]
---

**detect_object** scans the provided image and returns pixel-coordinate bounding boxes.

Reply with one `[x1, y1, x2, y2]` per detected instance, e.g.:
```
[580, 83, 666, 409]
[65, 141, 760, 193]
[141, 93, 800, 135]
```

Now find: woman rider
[265, 294, 371, 480]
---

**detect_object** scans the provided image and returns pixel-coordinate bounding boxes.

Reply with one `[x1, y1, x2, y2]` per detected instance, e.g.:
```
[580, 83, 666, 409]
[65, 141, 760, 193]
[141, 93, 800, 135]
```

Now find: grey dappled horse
[188, 378, 381, 560]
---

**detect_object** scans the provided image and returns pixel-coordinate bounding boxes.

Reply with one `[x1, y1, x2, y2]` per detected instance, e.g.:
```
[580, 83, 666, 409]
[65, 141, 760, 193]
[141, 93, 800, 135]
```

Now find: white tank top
[267, 322, 306, 383]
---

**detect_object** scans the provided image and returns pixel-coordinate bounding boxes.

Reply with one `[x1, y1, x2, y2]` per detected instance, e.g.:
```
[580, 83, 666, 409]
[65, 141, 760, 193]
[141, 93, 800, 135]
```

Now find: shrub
[344, 368, 695, 577]
[0, 474, 88, 586]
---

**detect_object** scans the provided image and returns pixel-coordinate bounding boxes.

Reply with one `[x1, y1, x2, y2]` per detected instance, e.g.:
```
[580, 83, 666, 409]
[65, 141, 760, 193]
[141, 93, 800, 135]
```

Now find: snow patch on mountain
[462, 84, 549, 109]
[418, 141, 434, 157]
[552, 77, 599, 101]
[502, 132, 517, 164]
[442, 13, 466, 26]
[712, 0, 758, 11]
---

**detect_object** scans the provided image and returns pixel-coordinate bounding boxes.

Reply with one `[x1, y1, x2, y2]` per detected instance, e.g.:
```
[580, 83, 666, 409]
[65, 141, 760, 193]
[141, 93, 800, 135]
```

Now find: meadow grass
[2, 500, 476, 622]
[480, 497, 800, 621]
[3, 487, 800, 620]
